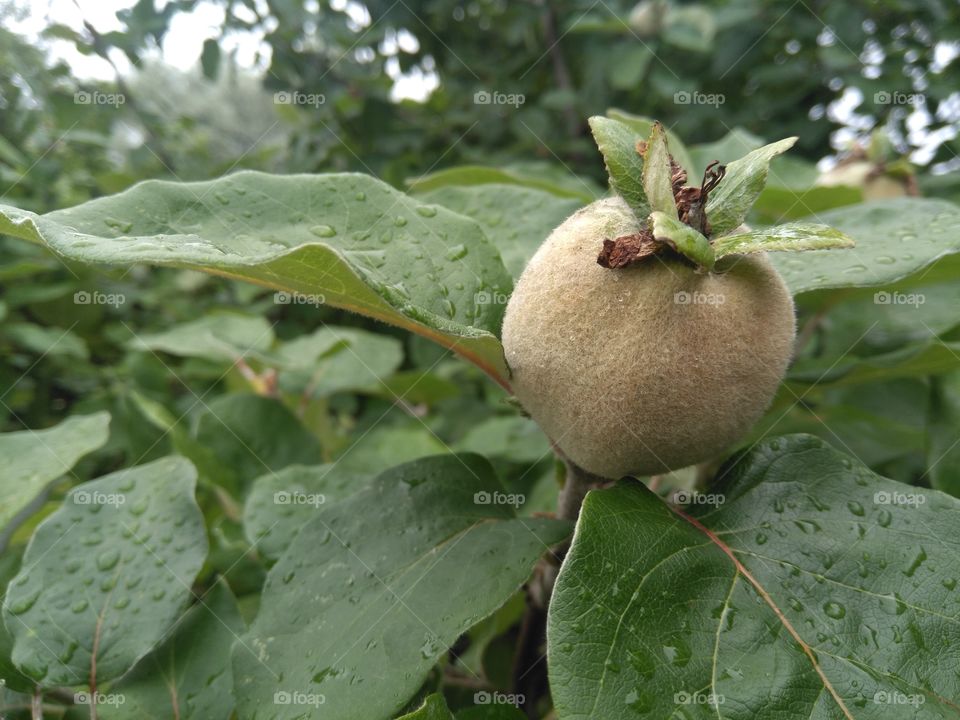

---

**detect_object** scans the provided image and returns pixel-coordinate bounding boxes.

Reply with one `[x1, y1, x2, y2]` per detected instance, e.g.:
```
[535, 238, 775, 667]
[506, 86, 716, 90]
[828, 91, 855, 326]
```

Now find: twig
[31, 687, 43, 720]
[513, 458, 606, 715]
[541, 2, 580, 139]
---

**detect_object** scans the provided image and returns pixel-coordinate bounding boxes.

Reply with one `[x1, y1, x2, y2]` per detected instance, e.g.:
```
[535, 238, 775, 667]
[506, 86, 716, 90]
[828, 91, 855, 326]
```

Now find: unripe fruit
[817, 161, 909, 200]
[502, 197, 796, 479]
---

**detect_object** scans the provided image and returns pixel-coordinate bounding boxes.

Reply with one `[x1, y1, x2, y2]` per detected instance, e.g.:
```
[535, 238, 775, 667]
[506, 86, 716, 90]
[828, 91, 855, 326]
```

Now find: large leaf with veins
[0, 171, 513, 386]
[548, 434, 960, 719]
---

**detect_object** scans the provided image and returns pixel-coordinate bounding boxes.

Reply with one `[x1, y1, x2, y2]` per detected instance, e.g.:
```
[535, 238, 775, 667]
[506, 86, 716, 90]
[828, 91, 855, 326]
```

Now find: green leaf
[100, 579, 244, 720]
[605, 110, 696, 179]
[243, 464, 372, 561]
[789, 276, 960, 378]
[752, 185, 864, 223]
[272, 326, 405, 398]
[791, 338, 960, 388]
[396, 694, 453, 720]
[707, 137, 797, 237]
[232, 454, 571, 720]
[200, 37, 220, 80]
[607, 44, 654, 90]
[688, 127, 765, 177]
[0, 172, 513, 387]
[128, 312, 274, 363]
[329, 425, 449, 475]
[0, 411, 110, 534]
[194, 394, 323, 490]
[2, 456, 208, 687]
[0, 547, 32, 693]
[456, 416, 551, 464]
[641, 123, 678, 220]
[549, 434, 960, 719]
[771, 198, 960, 295]
[713, 222, 855, 258]
[417, 184, 583, 278]
[588, 117, 649, 219]
[3, 323, 88, 360]
[928, 372, 960, 497]
[456, 704, 526, 719]
[650, 210, 714, 270]
[407, 166, 594, 203]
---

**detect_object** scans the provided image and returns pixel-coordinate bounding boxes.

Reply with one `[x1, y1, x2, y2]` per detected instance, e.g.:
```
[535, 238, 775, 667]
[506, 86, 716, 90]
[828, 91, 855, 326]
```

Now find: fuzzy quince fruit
[502, 197, 795, 479]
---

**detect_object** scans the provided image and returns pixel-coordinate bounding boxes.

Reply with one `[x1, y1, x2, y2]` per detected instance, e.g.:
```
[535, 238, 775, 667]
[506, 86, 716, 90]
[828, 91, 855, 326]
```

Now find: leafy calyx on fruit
[598, 144, 726, 269]
[587, 115, 858, 272]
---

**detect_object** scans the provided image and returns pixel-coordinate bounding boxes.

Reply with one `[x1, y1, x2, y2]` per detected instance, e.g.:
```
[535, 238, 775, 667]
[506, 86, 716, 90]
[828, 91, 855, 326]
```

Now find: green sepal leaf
[707, 137, 798, 236]
[548, 434, 960, 719]
[2, 456, 208, 687]
[0, 172, 513, 387]
[650, 210, 714, 270]
[588, 116, 649, 219]
[641, 122, 678, 220]
[606, 109, 696, 179]
[713, 221, 856, 258]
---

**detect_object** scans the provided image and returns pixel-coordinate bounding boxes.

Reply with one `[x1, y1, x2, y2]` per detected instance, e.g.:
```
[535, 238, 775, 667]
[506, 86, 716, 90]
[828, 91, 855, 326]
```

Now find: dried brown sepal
[597, 226, 665, 269]
[669, 154, 687, 196]
[676, 186, 708, 235]
[675, 160, 725, 237]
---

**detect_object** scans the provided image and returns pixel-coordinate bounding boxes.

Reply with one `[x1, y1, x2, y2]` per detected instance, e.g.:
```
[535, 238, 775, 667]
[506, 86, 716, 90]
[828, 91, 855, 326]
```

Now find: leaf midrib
[674, 507, 856, 720]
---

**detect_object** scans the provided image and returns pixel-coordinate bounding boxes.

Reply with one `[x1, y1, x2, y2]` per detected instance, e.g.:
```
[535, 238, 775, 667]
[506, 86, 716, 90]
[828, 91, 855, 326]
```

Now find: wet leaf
[2, 456, 207, 687]
[0, 172, 513, 386]
[233, 454, 571, 720]
[549, 434, 960, 719]
[0, 412, 110, 534]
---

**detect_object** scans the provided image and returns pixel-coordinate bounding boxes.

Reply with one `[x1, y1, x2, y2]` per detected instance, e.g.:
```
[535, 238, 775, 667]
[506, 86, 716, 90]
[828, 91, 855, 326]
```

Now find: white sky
[4, 0, 437, 99]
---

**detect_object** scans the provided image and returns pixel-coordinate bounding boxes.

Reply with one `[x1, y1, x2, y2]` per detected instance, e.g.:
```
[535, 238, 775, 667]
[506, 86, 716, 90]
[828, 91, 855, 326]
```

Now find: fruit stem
[557, 458, 604, 522]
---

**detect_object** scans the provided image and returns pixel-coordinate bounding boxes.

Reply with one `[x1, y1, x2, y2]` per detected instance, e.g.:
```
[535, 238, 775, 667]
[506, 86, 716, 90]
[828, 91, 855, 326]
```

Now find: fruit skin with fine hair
[502, 197, 796, 479]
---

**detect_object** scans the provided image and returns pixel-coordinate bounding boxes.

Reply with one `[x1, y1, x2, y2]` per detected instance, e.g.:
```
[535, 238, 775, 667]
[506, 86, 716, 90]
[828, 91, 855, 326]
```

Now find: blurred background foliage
[1, 0, 958, 488]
